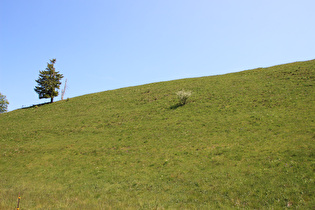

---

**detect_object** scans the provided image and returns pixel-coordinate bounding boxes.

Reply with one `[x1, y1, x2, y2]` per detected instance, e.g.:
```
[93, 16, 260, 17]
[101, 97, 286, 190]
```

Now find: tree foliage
[34, 59, 63, 103]
[0, 93, 9, 113]
[176, 90, 192, 105]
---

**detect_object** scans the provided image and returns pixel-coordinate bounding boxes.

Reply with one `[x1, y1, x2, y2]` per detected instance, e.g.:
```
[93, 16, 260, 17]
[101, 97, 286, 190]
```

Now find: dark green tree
[0, 92, 9, 113]
[34, 59, 63, 103]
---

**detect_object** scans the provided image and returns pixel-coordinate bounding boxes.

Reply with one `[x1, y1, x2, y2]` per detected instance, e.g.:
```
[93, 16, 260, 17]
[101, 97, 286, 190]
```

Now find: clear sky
[1, 0, 314, 111]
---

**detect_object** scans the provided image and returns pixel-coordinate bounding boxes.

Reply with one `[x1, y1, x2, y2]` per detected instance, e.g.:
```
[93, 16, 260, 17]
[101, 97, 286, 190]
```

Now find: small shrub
[176, 90, 192, 105]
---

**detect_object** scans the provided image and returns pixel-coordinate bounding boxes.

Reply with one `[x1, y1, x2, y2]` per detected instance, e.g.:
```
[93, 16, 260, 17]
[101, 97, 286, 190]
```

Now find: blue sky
[1, 0, 314, 111]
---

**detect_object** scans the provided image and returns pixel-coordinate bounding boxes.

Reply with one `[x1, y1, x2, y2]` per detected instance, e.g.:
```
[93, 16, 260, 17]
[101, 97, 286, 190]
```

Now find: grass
[0, 59, 314, 209]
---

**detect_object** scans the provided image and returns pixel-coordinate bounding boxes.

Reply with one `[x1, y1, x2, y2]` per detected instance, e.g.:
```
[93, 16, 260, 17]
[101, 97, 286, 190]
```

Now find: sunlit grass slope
[1, 60, 314, 209]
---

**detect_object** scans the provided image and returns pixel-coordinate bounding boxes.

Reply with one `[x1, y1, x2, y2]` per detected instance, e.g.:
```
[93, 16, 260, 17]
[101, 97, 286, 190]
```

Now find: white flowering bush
[176, 90, 192, 105]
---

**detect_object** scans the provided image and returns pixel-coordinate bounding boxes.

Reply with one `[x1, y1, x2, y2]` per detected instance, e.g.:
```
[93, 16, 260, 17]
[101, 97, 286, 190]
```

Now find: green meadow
[1, 60, 314, 209]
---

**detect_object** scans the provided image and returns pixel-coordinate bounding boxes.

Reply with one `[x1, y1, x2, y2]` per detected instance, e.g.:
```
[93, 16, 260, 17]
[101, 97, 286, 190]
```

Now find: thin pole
[17, 193, 20, 210]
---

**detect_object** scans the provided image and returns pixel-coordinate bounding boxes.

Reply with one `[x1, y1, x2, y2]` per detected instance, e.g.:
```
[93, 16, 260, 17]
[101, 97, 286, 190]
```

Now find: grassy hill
[1, 60, 314, 209]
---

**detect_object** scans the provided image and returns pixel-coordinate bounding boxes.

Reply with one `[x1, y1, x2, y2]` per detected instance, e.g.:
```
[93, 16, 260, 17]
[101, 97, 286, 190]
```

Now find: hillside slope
[1, 60, 314, 208]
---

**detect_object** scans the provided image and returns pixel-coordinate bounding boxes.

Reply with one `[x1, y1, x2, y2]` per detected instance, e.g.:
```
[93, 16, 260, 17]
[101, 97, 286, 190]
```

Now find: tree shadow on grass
[169, 103, 185, 110]
[21, 102, 51, 110]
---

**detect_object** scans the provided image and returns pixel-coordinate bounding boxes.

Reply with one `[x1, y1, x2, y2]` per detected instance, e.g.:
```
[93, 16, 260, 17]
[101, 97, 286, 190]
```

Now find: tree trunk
[51, 97, 54, 103]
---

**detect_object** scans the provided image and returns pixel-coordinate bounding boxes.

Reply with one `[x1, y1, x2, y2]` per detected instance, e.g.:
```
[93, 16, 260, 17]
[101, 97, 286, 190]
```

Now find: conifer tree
[34, 59, 63, 103]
